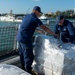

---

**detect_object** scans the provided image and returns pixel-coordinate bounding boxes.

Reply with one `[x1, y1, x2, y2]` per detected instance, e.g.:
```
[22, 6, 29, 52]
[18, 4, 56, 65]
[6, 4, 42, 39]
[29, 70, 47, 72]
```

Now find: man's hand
[65, 42, 72, 44]
[54, 34, 58, 37]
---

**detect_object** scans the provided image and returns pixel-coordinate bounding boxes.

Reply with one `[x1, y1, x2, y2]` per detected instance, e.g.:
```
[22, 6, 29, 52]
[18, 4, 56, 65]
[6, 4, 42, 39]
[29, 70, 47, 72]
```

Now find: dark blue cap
[56, 15, 64, 23]
[33, 6, 43, 14]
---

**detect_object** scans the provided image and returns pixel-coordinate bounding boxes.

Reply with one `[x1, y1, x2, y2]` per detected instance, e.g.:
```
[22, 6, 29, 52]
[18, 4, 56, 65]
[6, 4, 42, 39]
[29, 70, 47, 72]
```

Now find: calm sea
[0, 21, 21, 27]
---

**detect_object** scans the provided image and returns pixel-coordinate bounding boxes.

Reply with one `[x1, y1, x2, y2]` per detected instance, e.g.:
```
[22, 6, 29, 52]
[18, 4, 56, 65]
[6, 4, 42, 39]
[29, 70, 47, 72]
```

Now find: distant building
[47, 12, 54, 15]
[74, 8, 75, 13]
[9, 10, 13, 16]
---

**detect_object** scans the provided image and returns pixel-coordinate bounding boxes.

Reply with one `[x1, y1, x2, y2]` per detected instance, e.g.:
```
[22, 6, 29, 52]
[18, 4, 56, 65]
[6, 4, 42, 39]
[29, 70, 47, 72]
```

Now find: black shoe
[21, 66, 26, 70]
[31, 70, 38, 75]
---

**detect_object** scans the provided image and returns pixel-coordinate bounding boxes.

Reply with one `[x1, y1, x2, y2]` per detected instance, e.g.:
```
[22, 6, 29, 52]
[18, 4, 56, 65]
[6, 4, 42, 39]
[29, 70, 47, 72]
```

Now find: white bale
[32, 63, 44, 74]
[33, 35, 75, 75]
[60, 43, 75, 50]
[0, 64, 31, 75]
[44, 67, 62, 75]
[34, 35, 59, 50]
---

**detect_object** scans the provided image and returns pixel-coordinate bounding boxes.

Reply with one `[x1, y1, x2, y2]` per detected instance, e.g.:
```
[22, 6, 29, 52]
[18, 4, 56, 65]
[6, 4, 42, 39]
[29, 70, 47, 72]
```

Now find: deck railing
[0, 26, 18, 56]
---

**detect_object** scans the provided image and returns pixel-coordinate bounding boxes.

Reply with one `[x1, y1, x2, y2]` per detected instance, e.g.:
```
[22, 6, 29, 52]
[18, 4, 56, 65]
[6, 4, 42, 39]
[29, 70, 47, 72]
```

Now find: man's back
[17, 13, 43, 43]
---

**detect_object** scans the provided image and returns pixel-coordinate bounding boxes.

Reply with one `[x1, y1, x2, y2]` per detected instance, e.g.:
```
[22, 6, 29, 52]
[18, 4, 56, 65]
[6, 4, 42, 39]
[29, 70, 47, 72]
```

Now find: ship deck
[0, 51, 21, 68]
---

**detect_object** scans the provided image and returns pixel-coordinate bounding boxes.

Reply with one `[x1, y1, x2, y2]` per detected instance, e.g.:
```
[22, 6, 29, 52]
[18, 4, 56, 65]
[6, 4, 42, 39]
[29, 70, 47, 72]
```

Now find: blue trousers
[18, 42, 34, 73]
[73, 39, 75, 44]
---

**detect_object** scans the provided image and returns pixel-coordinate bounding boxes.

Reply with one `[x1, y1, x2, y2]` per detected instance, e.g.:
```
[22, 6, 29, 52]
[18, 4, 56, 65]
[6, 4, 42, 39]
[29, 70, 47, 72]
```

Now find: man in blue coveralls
[17, 6, 57, 74]
[54, 14, 75, 44]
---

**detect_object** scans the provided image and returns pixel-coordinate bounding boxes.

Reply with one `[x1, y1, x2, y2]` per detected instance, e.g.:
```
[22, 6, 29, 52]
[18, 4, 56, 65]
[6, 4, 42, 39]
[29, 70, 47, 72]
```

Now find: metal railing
[0, 26, 18, 56]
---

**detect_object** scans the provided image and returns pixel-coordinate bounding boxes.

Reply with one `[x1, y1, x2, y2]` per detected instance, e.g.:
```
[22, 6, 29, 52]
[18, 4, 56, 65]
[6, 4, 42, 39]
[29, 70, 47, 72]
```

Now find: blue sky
[0, 0, 75, 14]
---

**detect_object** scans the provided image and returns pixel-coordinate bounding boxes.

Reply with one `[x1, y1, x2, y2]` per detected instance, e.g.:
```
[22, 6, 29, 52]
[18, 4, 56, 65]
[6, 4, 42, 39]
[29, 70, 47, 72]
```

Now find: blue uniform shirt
[54, 19, 75, 43]
[17, 13, 43, 44]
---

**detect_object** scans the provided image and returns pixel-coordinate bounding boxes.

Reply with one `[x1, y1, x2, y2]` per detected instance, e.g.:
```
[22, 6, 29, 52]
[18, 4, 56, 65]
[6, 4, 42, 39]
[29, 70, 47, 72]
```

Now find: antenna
[74, 8, 75, 13]
[26, 8, 30, 14]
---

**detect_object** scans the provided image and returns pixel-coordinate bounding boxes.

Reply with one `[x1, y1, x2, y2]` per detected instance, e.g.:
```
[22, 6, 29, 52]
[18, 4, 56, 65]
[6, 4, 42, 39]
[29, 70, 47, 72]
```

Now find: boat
[39, 14, 49, 20]
[0, 14, 22, 22]
[0, 14, 15, 22]
[39, 14, 50, 25]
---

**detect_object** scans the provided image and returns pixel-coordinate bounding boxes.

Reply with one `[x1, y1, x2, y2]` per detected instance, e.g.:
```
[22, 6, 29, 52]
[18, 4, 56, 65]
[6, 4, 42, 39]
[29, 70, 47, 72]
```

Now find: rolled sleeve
[36, 18, 43, 27]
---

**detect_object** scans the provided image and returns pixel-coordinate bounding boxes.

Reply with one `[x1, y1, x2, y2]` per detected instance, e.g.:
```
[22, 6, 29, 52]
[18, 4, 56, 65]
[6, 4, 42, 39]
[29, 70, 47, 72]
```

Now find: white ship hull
[0, 15, 22, 22]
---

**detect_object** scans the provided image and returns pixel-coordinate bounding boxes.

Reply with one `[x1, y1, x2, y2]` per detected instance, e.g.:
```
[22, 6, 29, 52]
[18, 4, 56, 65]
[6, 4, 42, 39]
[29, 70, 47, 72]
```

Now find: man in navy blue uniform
[54, 14, 75, 44]
[17, 6, 57, 74]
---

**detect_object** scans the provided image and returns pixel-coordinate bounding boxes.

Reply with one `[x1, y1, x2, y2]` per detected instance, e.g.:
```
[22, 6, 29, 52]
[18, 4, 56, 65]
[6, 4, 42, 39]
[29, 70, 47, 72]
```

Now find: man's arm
[39, 25, 58, 37]
[35, 29, 45, 34]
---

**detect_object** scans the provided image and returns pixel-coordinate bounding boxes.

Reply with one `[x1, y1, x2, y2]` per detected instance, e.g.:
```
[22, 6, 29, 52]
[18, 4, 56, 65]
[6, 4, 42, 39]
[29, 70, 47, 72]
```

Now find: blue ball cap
[33, 6, 43, 14]
[56, 15, 64, 23]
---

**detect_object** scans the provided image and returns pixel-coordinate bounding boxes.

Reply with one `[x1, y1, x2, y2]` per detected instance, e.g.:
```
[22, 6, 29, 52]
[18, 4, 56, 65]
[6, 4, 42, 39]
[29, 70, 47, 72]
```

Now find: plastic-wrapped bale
[60, 43, 75, 50]
[33, 35, 75, 75]
[34, 35, 59, 50]
[43, 43, 75, 75]
[44, 49, 75, 75]
[32, 62, 44, 74]
[34, 35, 59, 64]
[0, 64, 31, 75]
[33, 35, 59, 74]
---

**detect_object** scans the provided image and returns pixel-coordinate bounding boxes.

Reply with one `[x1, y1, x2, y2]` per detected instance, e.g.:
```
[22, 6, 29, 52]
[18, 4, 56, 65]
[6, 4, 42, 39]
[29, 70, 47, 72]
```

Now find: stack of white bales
[33, 35, 75, 75]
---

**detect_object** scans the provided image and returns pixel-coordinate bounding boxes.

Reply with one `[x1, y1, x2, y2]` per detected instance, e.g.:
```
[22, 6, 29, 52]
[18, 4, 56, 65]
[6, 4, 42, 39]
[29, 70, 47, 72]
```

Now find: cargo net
[0, 26, 18, 56]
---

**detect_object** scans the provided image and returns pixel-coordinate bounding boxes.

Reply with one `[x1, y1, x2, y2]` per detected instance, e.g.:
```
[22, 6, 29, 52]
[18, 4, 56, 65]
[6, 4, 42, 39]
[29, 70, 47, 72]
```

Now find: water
[0, 18, 75, 27]
[0, 21, 21, 27]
